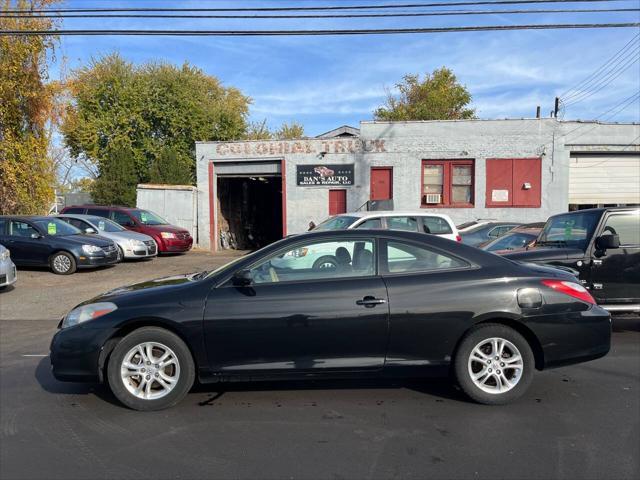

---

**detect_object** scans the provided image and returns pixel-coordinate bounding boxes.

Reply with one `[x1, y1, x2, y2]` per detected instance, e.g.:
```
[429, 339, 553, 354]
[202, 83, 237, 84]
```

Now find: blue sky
[47, 0, 640, 136]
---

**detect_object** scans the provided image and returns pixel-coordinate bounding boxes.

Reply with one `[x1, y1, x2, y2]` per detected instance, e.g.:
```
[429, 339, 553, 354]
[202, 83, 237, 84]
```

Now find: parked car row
[0, 206, 193, 279]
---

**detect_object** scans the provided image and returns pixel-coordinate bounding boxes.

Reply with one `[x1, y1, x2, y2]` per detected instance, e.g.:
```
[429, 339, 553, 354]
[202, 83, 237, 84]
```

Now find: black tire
[116, 246, 125, 262]
[312, 255, 337, 270]
[107, 327, 195, 411]
[454, 323, 534, 405]
[50, 251, 77, 275]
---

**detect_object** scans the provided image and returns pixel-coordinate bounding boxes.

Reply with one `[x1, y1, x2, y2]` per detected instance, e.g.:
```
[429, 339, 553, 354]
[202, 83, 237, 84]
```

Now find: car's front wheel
[454, 323, 534, 405]
[107, 327, 195, 411]
[50, 251, 76, 275]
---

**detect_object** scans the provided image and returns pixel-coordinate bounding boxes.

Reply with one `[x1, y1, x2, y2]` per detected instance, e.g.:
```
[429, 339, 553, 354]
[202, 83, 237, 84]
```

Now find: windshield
[536, 211, 601, 250]
[129, 209, 168, 226]
[87, 216, 125, 233]
[33, 218, 81, 236]
[484, 232, 537, 252]
[314, 216, 359, 231]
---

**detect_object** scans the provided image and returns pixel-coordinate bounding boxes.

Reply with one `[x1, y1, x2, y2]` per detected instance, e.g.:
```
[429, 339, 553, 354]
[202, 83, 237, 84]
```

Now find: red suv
[60, 205, 193, 254]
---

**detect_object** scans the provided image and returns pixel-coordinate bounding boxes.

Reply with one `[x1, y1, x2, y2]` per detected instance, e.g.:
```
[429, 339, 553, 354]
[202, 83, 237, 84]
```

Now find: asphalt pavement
[0, 252, 638, 480]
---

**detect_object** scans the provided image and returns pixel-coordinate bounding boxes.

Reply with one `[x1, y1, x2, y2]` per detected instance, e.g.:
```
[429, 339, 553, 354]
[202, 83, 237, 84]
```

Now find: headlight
[62, 302, 117, 329]
[126, 239, 145, 247]
[0, 249, 9, 261]
[160, 232, 176, 239]
[82, 244, 102, 254]
[283, 247, 308, 258]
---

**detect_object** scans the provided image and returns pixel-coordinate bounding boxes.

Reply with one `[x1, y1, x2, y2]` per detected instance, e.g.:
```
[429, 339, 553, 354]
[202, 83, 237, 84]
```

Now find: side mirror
[596, 234, 620, 251]
[85, 227, 97, 234]
[232, 269, 252, 286]
[30, 232, 42, 239]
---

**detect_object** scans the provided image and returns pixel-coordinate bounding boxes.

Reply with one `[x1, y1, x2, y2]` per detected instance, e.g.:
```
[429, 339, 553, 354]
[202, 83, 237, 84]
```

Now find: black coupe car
[50, 230, 611, 410]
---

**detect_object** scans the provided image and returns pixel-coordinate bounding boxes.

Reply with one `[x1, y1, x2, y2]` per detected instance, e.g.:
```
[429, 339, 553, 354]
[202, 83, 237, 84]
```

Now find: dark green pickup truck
[504, 207, 640, 315]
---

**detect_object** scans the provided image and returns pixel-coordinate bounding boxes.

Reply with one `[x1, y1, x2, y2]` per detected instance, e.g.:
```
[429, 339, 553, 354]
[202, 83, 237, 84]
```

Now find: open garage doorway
[216, 175, 283, 250]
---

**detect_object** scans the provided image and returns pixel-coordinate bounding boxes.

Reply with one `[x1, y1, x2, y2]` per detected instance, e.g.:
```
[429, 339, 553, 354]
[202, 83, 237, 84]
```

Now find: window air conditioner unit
[424, 193, 442, 204]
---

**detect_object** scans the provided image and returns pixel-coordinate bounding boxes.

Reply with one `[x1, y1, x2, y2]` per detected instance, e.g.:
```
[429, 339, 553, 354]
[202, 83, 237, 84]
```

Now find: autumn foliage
[0, 0, 59, 214]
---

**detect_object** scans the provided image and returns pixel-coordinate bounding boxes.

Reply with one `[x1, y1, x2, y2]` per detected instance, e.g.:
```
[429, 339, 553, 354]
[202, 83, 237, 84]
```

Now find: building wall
[136, 185, 198, 240]
[195, 119, 639, 250]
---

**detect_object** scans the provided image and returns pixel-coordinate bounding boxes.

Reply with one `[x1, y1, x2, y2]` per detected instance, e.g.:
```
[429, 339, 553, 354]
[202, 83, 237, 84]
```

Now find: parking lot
[1, 251, 639, 480]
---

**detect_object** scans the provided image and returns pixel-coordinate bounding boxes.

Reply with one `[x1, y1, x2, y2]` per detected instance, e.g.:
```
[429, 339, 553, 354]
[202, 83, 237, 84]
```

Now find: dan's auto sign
[296, 164, 355, 186]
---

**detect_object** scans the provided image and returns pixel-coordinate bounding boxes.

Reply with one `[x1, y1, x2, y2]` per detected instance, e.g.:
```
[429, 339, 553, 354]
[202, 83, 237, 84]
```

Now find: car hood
[503, 247, 584, 262]
[102, 230, 154, 242]
[55, 234, 114, 247]
[141, 224, 189, 234]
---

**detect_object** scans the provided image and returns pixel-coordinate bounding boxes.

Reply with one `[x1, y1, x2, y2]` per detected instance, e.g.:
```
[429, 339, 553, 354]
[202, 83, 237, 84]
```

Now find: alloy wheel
[467, 337, 524, 394]
[53, 254, 71, 273]
[120, 342, 181, 400]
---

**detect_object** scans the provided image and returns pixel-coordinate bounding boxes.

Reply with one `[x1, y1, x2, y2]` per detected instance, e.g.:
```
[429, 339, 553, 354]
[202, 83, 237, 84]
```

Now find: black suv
[504, 207, 639, 314]
[0, 216, 119, 275]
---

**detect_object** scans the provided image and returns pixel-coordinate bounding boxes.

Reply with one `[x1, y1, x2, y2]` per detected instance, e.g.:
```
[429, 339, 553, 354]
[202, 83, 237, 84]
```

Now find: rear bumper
[527, 305, 611, 369]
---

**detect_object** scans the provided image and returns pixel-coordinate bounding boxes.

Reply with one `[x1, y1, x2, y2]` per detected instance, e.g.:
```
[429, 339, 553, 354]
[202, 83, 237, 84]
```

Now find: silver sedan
[0, 243, 17, 290]
[57, 214, 157, 261]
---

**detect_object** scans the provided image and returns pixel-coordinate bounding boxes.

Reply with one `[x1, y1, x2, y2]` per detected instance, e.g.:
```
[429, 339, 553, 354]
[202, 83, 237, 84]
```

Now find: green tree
[244, 120, 305, 140]
[90, 147, 138, 206]
[374, 67, 475, 121]
[0, 0, 59, 214]
[61, 53, 250, 200]
[148, 147, 193, 185]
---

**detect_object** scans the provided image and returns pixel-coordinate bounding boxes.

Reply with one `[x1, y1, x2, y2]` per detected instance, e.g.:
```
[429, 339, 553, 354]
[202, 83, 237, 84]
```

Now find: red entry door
[329, 189, 347, 215]
[370, 168, 393, 200]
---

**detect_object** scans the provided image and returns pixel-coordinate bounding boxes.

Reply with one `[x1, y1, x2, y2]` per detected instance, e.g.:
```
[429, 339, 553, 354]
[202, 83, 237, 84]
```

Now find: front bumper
[0, 261, 17, 287]
[528, 305, 612, 369]
[50, 325, 115, 382]
[160, 236, 193, 253]
[77, 251, 119, 268]
[123, 241, 157, 259]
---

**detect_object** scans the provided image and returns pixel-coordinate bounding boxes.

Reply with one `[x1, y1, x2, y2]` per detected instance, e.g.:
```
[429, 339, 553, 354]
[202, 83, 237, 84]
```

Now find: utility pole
[554, 97, 559, 118]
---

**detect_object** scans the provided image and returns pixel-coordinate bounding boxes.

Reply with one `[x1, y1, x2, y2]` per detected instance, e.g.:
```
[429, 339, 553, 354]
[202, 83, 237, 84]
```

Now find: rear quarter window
[421, 216, 453, 234]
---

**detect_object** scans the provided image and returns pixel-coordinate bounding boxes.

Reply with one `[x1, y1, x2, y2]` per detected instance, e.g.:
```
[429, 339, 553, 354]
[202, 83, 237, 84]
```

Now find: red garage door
[486, 158, 541, 207]
[329, 189, 347, 215]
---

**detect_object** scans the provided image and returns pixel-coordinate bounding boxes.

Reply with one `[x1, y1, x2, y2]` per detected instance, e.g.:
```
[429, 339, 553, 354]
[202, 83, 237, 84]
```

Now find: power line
[3, 22, 638, 36]
[562, 51, 640, 107]
[560, 33, 640, 100]
[2, 0, 626, 13]
[3, 7, 638, 19]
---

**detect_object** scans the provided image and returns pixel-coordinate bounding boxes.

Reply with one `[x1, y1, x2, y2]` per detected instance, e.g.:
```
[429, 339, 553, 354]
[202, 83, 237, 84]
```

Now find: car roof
[333, 211, 454, 220]
[56, 214, 110, 222]
[63, 205, 138, 211]
[549, 207, 639, 217]
[0, 215, 56, 221]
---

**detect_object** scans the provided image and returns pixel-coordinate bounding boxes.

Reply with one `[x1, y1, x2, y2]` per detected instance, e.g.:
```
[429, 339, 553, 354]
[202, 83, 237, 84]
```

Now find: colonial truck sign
[296, 164, 355, 186]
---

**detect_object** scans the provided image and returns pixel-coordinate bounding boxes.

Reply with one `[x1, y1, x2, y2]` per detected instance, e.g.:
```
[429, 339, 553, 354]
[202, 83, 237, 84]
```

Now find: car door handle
[356, 296, 387, 307]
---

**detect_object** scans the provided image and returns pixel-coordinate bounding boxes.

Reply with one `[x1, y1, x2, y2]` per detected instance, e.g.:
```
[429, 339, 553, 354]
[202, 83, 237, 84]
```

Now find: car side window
[602, 214, 640, 246]
[384, 240, 469, 274]
[67, 218, 90, 231]
[421, 216, 453, 234]
[0, 219, 6, 234]
[248, 239, 375, 284]
[355, 218, 382, 229]
[9, 221, 39, 238]
[87, 208, 109, 218]
[111, 211, 135, 226]
[387, 216, 419, 232]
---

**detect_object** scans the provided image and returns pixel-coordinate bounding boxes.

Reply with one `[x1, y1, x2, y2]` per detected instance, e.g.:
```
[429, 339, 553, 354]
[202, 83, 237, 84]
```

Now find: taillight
[456, 235, 462, 242]
[541, 279, 596, 304]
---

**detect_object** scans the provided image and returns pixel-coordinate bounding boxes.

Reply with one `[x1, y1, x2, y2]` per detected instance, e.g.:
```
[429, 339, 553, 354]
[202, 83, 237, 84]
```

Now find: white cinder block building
[194, 119, 639, 251]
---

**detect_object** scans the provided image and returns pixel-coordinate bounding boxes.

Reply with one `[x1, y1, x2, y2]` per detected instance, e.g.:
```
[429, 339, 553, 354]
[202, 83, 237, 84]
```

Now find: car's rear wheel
[107, 327, 195, 411]
[50, 251, 76, 275]
[454, 323, 534, 405]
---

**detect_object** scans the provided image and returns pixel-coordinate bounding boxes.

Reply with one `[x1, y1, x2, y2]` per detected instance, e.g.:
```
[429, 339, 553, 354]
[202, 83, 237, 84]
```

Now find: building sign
[215, 139, 386, 157]
[296, 164, 355, 186]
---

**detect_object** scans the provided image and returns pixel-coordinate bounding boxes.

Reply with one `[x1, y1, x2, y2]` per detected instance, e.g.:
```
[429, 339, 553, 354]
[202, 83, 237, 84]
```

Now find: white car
[314, 211, 460, 241]
[273, 211, 460, 271]
[0, 244, 17, 290]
